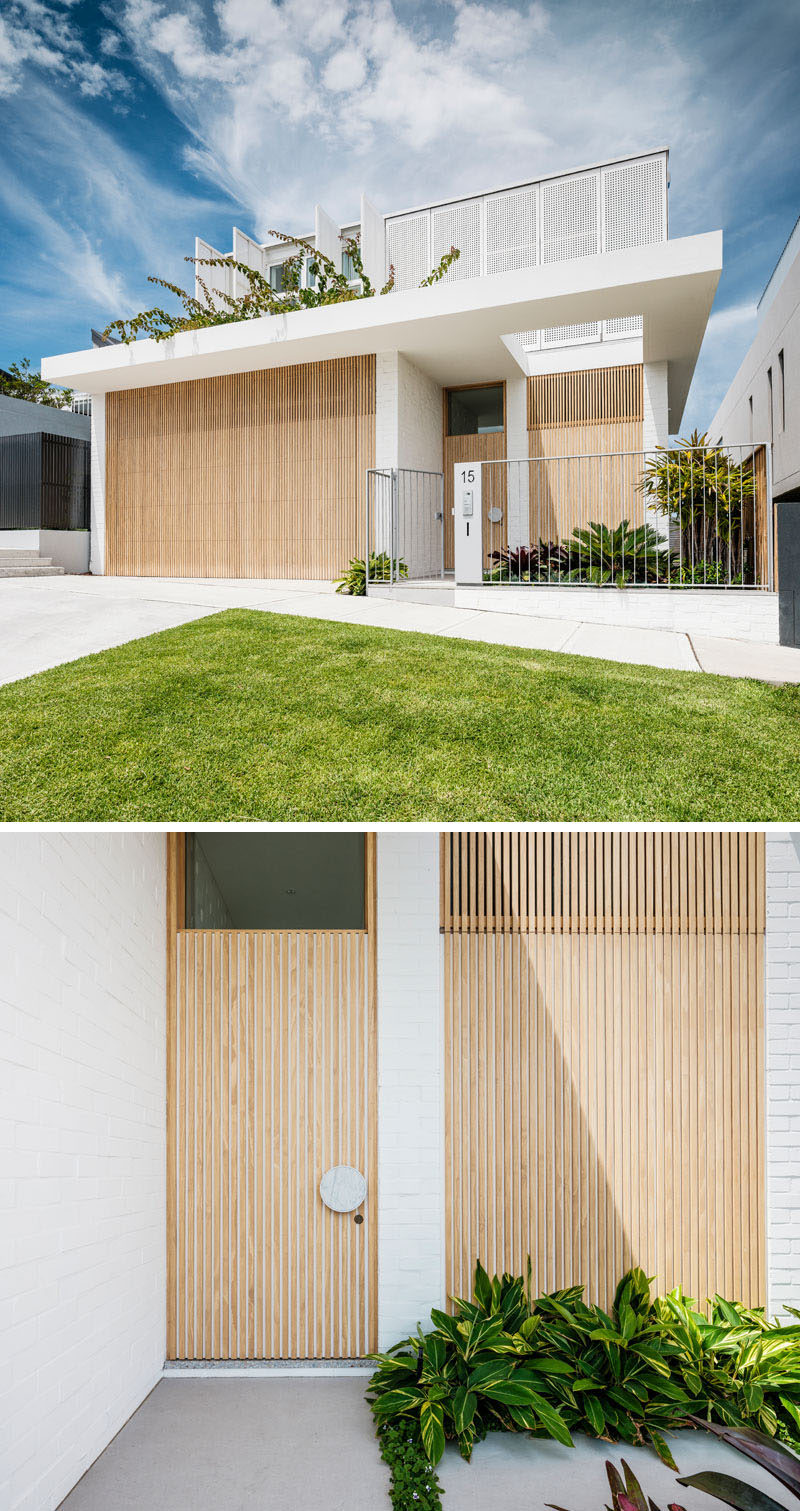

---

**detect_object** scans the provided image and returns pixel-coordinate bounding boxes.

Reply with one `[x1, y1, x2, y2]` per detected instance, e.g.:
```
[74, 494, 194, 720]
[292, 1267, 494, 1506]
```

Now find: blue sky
[1, 0, 798, 431]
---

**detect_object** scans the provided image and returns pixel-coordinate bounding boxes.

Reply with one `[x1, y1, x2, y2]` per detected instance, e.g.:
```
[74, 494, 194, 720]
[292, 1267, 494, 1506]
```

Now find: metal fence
[479, 442, 773, 589]
[0, 433, 90, 530]
[365, 467, 445, 585]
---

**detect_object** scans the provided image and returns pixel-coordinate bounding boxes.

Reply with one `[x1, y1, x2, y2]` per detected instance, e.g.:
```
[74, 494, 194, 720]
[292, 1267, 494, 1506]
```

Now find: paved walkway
[2, 575, 800, 686]
[58, 1378, 798, 1511]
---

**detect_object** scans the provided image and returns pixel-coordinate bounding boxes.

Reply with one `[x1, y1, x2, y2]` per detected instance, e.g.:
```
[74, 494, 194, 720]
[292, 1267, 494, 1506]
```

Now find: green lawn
[0, 608, 798, 821]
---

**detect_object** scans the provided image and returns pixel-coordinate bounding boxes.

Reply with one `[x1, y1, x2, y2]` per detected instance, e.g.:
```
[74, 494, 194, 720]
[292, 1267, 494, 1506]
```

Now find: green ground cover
[0, 609, 797, 821]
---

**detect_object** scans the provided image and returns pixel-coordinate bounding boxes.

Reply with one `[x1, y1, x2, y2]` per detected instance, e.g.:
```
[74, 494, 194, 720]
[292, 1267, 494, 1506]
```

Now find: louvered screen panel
[541, 173, 599, 263]
[386, 212, 430, 290]
[528, 366, 643, 427]
[485, 188, 538, 274]
[441, 831, 765, 935]
[605, 316, 643, 339]
[602, 157, 666, 251]
[431, 200, 482, 280]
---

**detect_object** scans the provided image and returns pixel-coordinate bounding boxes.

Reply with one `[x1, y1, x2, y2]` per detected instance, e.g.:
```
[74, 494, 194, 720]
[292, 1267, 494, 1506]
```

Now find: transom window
[446, 385, 504, 436]
[185, 832, 366, 929]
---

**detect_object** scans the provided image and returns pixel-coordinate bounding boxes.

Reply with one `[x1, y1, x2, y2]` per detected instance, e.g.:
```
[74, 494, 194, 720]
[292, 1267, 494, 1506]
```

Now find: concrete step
[0, 555, 65, 577]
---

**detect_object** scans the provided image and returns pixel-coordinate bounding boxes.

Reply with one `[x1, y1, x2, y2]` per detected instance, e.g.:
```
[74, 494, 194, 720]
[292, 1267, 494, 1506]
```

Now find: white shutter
[485, 187, 538, 274]
[386, 212, 431, 290]
[431, 199, 482, 280]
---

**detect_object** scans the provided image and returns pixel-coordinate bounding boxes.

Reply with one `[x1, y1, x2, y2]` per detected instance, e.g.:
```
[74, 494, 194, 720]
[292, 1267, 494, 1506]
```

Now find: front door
[167, 833, 377, 1359]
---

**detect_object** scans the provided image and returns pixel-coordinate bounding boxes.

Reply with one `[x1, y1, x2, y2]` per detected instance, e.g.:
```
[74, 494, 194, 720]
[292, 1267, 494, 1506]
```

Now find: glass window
[185, 833, 366, 930]
[341, 249, 361, 286]
[446, 385, 504, 436]
[269, 262, 286, 292]
[779, 349, 786, 431]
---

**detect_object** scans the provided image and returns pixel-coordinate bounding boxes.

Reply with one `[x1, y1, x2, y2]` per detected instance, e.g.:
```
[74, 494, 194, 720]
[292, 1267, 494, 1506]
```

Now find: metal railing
[366, 467, 445, 585]
[479, 442, 773, 589]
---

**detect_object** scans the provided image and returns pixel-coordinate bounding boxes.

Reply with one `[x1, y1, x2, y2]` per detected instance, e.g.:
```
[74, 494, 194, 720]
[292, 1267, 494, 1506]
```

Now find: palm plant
[562, 519, 673, 585]
[638, 431, 756, 583]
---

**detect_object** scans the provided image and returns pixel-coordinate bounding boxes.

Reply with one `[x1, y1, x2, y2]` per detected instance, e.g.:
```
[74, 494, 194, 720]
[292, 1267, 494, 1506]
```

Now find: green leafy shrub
[368, 1263, 800, 1472]
[639, 430, 757, 583]
[335, 553, 408, 595]
[655, 1292, 800, 1447]
[376, 1422, 443, 1511]
[562, 519, 673, 585]
[104, 232, 460, 343]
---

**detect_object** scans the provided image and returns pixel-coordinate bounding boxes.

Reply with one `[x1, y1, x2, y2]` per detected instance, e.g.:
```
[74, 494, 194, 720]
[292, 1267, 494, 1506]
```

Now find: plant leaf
[677, 1471, 788, 1511]
[420, 1400, 446, 1466]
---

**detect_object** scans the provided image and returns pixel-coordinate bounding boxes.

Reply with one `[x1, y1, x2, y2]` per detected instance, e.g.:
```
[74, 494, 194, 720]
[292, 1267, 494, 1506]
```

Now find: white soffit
[43, 232, 722, 429]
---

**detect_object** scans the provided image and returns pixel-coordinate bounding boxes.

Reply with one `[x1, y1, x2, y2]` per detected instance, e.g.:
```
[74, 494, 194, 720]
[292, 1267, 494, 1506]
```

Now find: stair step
[0, 563, 65, 577]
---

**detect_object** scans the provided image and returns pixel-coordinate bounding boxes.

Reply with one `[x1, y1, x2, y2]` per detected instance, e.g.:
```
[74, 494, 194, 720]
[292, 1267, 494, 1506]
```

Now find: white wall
[0, 834, 167, 1511]
[376, 832, 445, 1348]
[375, 351, 442, 474]
[765, 831, 800, 1318]
[710, 238, 800, 498]
[453, 583, 779, 643]
[89, 393, 105, 575]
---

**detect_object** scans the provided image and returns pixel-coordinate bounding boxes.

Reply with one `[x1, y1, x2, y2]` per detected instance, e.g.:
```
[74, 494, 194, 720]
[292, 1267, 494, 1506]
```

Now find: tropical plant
[368, 1263, 690, 1468]
[485, 540, 572, 582]
[679, 1419, 800, 1509]
[376, 1421, 444, 1511]
[562, 519, 673, 585]
[639, 431, 757, 584]
[0, 357, 74, 410]
[335, 552, 409, 595]
[655, 1292, 800, 1448]
[547, 1456, 688, 1511]
[548, 1421, 800, 1511]
[103, 231, 461, 343]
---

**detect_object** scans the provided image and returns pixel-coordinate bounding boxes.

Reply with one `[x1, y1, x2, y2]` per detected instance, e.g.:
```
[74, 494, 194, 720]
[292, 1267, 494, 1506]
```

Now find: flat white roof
[42, 231, 721, 433]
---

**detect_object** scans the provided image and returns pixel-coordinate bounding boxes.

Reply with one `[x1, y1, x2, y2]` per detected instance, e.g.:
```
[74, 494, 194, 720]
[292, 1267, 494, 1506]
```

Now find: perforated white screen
[541, 173, 599, 264]
[602, 157, 666, 251]
[432, 200, 482, 280]
[485, 188, 538, 274]
[386, 213, 430, 290]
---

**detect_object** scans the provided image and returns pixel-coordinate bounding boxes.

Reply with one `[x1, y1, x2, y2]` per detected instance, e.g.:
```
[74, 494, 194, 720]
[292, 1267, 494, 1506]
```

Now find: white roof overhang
[43, 231, 722, 432]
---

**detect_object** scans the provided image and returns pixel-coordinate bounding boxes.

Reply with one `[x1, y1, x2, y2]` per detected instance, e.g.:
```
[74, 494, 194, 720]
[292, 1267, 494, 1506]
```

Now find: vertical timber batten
[442, 831, 766, 1310]
[166, 835, 377, 1359]
[106, 355, 376, 578]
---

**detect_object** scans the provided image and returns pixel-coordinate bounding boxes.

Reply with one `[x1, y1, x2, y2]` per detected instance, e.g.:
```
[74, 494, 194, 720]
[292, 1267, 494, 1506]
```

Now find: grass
[0, 608, 798, 821]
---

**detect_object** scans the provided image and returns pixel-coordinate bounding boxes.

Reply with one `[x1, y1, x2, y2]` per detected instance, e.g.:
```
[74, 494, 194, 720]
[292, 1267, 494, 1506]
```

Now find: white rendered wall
[505, 377, 530, 549]
[643, 359, 669, 449]
[0, 834, 167, 1511]
[453, 584, 779, 643]
[89, 392, 105, 574]
[376, 832, 445, 1348]
[766, 831, 800, 1319]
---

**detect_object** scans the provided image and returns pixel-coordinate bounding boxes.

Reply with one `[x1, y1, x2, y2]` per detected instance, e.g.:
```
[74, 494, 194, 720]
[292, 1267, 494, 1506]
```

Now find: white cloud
[322, 46, 367, 93]
[0, 0, 129, 97]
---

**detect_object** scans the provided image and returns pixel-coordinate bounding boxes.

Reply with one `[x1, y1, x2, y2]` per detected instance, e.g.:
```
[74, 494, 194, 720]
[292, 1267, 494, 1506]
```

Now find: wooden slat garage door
[106, 355, 375, 578]
[442, 831, 766, 1309]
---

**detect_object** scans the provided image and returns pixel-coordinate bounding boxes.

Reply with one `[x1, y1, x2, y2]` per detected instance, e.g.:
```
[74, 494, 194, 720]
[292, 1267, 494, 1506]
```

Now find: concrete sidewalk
[2, 574, 800, 686]
[57, 1378, 799, 1511]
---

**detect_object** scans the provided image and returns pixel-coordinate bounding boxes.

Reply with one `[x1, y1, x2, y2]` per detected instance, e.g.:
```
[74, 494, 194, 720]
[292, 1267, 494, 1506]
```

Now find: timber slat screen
[106, 355, 375, 578]
[442, 831, 765, 1310]
[167, 839, 378, 1360]
[523, 363, 644, 543]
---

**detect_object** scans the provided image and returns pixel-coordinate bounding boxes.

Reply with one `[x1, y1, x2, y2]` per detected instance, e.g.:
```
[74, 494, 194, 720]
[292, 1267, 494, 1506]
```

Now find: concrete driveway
[57, 1377, 800, 1511]
[3, 574, 800, 686]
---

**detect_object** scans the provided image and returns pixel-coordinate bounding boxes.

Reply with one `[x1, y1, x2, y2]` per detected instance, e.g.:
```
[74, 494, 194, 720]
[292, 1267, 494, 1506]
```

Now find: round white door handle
[319, 1165, 367, 1212]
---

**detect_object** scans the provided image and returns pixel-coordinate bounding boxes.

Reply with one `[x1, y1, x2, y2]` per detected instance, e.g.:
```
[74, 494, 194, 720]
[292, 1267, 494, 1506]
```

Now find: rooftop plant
[103, 231, 460, 344]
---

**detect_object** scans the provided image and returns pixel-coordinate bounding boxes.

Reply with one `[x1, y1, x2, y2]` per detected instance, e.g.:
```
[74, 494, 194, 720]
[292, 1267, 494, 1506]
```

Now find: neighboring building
[710, 214, 800, 502]
[2, 827, 799, 1509]
[41, 149, 723, 594]
[0, 394, 90, 573]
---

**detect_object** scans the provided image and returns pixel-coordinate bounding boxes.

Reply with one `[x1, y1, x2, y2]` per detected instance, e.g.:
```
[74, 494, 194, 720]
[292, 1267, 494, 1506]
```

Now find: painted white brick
[454, 584, 779, 643]
[377, 832, 445, 1349]
[0, 834, 166, 1511]
[766, 832, 800, 1320]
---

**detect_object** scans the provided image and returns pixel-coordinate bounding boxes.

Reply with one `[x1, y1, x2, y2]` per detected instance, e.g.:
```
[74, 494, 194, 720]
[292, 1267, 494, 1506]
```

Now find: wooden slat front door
[167, 845, 377, 1359]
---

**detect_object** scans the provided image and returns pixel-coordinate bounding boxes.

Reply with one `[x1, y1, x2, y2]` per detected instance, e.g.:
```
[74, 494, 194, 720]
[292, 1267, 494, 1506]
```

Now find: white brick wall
[766, 831, 800, 1319]
[376, 832, 445, 1348]
[375, 351, 442, 474]
[89, 393, 105, 575]
[0, 834, 167, 1511]
[454, 584, 780, 643]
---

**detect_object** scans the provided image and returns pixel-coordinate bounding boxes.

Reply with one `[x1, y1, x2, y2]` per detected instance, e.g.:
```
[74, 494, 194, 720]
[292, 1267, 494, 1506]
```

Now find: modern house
[710, 213, 800, 506]
[0, 394, 90, 574]
[2, 827, 799, 1510]
[41, 150, 783, 634]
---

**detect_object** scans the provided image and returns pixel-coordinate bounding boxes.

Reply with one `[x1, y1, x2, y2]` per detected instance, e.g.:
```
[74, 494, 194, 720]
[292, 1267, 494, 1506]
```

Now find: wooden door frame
[166, 831, 377, 1359]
